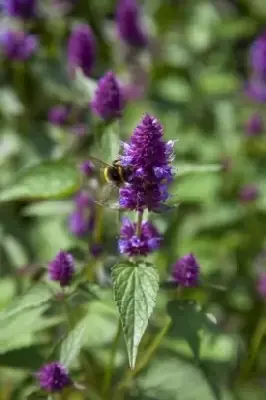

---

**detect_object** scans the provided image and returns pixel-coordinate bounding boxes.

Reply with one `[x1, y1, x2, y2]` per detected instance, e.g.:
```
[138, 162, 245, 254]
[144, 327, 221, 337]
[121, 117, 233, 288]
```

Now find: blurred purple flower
[37, 361, 71, 392]
[239, 184, 259, 203]
[119, 217, 161, 256]
[4, 0, 36, 19]
[48, 104, 71, 126]
[116, 0, 147, 48]
[90, 243, 103, 258]
[67, 23, 96, 77]
[257, 272, 266, 299]
[91, 71, 124, 121]
[119, 114, 174, 211]
[249, 30, 266, 79]
[245, 114, 264, 136]
[48, 250, 75, 287]
[0, 30, 38, 61]
[172, 253, 199, 287]
[68, 191, 95, 237]
[245, 76, 266, 103]
[70, 123, 87, 137]
[80, 160, 94, 177]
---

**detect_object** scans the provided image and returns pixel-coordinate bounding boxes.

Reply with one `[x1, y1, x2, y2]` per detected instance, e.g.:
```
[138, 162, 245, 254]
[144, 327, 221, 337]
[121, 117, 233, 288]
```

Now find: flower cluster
[116, 0, 147, 48]
[119, 114, 174, 211]
[67, 23, 96, 78]
[68, 191, 95, 237]
[239, 184, 259, 203]
[4, 0, 36, 19]
[0, 30, 38, 61]
[172, 253, 200, 288]
[247, 30, 266, 103]
[245, 114, 264, 136]
[48, 250, 75, 287]
[37, 361, 71, 392]
[119, 217, 161, 257]
[91, 71, 124, 121]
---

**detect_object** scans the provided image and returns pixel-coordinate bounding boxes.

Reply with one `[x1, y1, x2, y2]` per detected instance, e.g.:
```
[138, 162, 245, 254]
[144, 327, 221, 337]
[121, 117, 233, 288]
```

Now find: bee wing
[88, 156, 112, 169]
[95, 182, 118, 207]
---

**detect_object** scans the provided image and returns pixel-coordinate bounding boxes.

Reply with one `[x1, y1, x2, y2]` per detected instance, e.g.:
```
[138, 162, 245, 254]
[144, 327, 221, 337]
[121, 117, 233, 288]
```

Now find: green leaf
[0, 284, 53, 319]
[111, 261, 159, 369]
[167, 300, 217, 360]
[73, 69, 97, 104]
[60, 315, 89, 368]
[0, 160, 80, 202]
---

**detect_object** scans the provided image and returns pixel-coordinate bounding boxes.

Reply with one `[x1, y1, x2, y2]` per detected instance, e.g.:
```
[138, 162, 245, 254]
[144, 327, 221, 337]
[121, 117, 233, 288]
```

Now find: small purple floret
[67, 23, 96, 77]
[172, 253, 199, 287]
[257, 272, 266, 299]
[68, 192, 95, 237]
[48, 251, 74, 287]
[245, 114, 264, 136]
[79, 160, 95, 176]
[37, 361, 71, 392]
[4, 0, 36, 19]
[239, 184, 259, 203]
[0, 30, 38, 61]
[48, 105, 71, 126]
[116, 0, 147, 48]
[249, 31, 266, 80]
[91, 71, 124, 121]
[119, 217, 161, 256]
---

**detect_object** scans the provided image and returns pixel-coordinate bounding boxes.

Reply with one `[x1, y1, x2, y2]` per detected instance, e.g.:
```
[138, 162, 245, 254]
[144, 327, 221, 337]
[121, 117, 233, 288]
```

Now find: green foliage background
[1, 0, 266, 399]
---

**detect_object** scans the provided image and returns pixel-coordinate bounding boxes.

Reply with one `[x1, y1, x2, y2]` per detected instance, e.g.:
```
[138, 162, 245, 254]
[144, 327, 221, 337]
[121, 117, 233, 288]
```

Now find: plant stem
[117, 318, 171, 392]
[238, 305, 266, 380]
[136, 210, 143, 237]
[102, 321, 122, 396]
[62, 295, 74, 330]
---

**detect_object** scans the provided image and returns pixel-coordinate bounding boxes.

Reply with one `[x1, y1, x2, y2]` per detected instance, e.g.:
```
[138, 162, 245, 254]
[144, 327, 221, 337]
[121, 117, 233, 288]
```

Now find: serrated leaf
[111, 261, 159, 369]
[0, 160, 80, 202]
[167, 300, 217, 360]
[60, 316, 89, 368]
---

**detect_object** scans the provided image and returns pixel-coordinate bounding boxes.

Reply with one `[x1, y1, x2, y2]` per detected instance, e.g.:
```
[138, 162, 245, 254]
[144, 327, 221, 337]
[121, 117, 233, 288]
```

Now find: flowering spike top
[4, 0, 36, 19]
[67, 23, 96, 77]
[249, 30, 266, 79]
[119, 217, 162, 256]
[68, 191, 95, 237]
[116, 0, 147, 48]
[119, 114, 174, 211]
[172, 253, 200, 287]
[0, 30, 38, 61]
[48, 104, 72, 126]
[37, 361, 71, 392]
[48, 250, 75, 287]
[91, 71, 124, 121]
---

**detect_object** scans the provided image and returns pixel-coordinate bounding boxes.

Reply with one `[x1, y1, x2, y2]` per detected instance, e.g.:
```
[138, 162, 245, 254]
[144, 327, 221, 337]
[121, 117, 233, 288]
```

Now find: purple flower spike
[116, 0, 147, 48]
[119, 114, 174, 211]
[48, 251, 75, 287]
[68, 191, 95, 237]
[246, 114, 264, 136]
[257, 272, 266, 299]
[91, 71, 124, 121]
[67, 23, 96, 77]
[0, 30, 38, 61]
[250, 31, 266, 80]
[239, 184, 259, 203]
[90, 243, 103, 258]
[119, 217, 162, 257]
[172, 253, 200, 287]
[245, 76, 266, 103]
[37, 361, 71, 392]
[4, 0, 36, 19]
[48, 104, 71, 126]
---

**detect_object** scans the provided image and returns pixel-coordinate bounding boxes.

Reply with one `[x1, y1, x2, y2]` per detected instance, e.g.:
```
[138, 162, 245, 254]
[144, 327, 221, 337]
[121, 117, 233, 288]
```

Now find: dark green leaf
[111, 261, 159, 369]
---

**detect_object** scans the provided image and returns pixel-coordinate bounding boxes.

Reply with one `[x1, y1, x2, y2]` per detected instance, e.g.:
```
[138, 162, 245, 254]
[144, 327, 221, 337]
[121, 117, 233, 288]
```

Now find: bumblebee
[88, 156, 131, 208]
